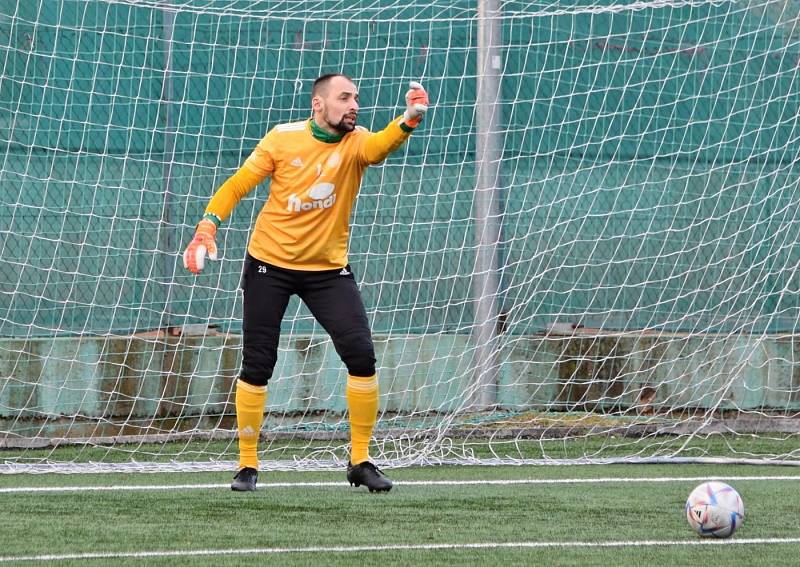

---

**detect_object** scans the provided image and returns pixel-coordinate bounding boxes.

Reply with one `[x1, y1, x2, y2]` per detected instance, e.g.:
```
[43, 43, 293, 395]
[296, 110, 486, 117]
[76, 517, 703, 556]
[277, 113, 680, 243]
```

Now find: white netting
[1, 0, 800, 472]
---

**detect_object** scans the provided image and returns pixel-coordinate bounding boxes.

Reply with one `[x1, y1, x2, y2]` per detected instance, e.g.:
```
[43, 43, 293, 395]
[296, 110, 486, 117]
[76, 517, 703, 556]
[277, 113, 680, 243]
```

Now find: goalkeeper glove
[183, 218, 218, 274]
[402, 81, 429, 128]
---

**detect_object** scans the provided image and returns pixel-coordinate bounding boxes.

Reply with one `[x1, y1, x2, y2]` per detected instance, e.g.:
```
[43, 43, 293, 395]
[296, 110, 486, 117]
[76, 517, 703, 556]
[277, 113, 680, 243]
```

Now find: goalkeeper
[183, 73, 429, 493]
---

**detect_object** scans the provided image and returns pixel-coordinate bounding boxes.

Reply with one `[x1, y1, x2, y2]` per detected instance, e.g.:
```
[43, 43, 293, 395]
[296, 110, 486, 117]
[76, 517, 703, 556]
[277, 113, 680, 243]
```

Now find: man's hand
[403, 81, 429, 128]
[183, 218, 218, 274]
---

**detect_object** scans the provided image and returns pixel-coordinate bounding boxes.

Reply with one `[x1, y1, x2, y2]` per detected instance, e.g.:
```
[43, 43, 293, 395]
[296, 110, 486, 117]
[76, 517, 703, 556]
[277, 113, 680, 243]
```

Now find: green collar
[309, 119, 344, 143]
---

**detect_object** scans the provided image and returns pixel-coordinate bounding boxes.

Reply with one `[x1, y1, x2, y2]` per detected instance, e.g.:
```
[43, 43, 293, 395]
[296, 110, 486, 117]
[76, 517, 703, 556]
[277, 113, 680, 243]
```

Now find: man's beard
[324, 111, 356, 133]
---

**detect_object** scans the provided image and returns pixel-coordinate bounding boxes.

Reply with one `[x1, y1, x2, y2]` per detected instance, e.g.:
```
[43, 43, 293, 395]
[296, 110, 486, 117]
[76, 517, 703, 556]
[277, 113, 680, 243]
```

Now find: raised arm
[362, 81, 429, 164]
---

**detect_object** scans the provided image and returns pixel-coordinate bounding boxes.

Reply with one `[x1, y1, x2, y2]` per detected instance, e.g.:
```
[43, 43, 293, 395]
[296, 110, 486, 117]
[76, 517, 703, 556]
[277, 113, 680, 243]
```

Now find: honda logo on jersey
[287, 183, 337, 213]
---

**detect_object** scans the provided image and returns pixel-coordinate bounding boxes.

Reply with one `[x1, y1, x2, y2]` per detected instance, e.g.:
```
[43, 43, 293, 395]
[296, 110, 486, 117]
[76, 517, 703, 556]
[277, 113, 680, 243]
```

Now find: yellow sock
[235, 379, 267, 470]
[346, 374, 379, 465]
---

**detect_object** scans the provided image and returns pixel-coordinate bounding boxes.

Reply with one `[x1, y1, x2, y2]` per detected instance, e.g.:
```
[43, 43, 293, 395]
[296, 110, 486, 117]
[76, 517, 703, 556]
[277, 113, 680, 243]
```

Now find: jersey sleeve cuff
[203, 212, 222, 227]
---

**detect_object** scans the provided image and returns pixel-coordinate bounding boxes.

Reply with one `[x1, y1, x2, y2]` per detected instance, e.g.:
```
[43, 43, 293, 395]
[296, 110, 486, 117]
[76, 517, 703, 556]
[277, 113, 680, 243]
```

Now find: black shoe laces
[362, 462, 384, 476]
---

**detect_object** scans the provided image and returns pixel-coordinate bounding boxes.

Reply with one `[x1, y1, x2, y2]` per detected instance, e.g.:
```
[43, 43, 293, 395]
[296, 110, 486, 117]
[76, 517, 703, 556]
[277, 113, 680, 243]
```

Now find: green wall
[3, 331, 800, 435]
[1, 1, 799, 337]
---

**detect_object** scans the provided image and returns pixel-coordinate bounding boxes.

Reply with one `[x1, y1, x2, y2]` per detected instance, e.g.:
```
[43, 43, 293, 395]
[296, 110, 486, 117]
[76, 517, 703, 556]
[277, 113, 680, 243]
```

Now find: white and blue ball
[685, 481, 744, 538]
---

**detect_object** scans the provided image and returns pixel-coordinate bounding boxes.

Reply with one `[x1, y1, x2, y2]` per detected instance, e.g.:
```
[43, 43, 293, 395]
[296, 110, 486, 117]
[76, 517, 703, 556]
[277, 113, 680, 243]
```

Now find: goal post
[1, 0, 800, 472]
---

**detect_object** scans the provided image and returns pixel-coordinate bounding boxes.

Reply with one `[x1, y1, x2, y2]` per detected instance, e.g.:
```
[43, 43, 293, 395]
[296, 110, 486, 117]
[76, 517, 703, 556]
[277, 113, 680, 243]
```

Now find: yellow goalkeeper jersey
[204, 117, 413, 270]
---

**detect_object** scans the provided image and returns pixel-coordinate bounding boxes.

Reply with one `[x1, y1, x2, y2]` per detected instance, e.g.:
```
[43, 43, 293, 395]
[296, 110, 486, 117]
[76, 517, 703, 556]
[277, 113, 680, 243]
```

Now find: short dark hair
[312, 73, 353, 97]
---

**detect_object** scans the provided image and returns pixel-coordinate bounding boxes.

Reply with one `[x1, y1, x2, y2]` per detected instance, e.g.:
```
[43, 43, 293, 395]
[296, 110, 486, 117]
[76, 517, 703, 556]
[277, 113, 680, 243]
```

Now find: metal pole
[472, 0, 503, 409]
[160, 2, 176, 327]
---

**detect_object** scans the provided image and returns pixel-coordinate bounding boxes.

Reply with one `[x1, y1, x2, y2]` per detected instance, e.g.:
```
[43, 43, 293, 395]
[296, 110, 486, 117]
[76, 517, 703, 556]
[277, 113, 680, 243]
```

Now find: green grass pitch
[1, 463, 799, 566]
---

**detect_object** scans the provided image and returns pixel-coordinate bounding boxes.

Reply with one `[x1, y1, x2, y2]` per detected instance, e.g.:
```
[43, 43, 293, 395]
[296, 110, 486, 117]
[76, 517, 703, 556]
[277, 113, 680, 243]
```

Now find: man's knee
[241, 346, 276, 385]
[337, 330, 376, 377]
[241, 329, 280, 386]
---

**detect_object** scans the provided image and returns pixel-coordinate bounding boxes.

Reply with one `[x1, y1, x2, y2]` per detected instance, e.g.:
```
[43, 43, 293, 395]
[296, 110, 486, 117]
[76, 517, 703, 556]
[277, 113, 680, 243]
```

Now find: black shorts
[239, 254, 376, 385]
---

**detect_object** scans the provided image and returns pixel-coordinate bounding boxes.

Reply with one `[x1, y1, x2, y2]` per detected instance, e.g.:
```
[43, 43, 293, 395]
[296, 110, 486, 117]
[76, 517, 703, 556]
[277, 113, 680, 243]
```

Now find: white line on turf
[1, 475, 800, 494]
[1, 538, 800, 562]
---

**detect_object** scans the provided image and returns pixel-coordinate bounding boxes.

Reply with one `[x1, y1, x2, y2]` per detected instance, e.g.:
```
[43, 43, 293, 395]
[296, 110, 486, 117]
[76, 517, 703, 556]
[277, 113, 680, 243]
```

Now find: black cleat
[347, 461, 393, 493]
[231, 467, 258, 491]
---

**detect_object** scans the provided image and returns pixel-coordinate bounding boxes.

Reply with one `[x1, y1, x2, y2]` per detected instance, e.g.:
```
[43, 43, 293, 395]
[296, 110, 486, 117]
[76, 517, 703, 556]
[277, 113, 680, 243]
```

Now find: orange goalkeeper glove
[402, 81, 429, 128]
[183, 218, 218, 274]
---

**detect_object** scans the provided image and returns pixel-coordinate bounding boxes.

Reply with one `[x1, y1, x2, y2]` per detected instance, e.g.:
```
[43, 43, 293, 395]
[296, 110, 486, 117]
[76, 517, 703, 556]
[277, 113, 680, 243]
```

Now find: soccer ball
[685, 481, 745, 538]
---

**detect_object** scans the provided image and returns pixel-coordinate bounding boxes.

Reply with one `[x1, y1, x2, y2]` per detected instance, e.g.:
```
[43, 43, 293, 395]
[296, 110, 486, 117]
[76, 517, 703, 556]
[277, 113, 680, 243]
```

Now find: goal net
[2, 0, 800, 472]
